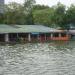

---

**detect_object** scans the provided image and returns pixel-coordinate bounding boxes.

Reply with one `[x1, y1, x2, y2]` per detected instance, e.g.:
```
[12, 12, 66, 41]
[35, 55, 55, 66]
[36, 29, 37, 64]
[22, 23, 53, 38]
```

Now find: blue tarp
[31, 33, 39, 35]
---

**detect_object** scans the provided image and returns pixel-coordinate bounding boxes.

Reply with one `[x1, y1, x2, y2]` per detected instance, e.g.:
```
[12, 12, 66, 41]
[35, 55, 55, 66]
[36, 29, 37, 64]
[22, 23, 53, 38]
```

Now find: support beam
[59, 33, 61, 37]
[5, 33, 9, 42]
[37, 34, 40, 40]
[51, 33, 53, 38]
[66, 33, 69, 37]
[28, 33, 31, 42]
[17, 33, 19, 38]
[45, 34, 46, 41]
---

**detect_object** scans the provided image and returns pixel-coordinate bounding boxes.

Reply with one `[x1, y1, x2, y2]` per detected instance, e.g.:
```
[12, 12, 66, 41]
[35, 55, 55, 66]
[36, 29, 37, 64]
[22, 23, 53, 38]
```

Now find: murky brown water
[0, 41, 75, 75]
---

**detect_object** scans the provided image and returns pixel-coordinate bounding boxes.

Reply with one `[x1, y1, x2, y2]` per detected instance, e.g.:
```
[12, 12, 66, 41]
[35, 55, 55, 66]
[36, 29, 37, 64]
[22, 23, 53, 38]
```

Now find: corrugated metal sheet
[69, 30, 75, 35]
[0, 24, 57, 33]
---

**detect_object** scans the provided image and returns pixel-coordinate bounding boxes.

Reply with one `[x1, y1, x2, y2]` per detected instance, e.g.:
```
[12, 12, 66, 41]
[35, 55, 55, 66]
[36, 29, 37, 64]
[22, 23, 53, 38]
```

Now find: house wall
[40, 33, 70, 41]
[50, 36, 69, 41]
[50, 33, 70, 41]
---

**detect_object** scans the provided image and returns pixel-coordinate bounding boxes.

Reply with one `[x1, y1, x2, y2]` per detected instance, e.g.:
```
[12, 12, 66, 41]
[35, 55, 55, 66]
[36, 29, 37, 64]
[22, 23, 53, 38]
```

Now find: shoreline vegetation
[0, 0, 75, 30]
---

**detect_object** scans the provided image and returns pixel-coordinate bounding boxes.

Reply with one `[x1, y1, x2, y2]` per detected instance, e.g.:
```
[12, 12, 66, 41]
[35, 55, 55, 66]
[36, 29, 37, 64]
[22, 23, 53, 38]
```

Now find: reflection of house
[0, 25, 70, 42]
[0, 0, 4, 13]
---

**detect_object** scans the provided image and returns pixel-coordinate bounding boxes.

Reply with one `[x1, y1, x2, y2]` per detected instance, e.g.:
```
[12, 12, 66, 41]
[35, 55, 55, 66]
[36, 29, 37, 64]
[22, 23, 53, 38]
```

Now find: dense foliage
[0, 0, 75, 29]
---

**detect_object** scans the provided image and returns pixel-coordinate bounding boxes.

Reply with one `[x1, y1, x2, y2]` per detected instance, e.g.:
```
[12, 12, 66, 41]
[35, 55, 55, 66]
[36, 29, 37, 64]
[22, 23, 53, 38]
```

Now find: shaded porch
[0, 32, 70, 42]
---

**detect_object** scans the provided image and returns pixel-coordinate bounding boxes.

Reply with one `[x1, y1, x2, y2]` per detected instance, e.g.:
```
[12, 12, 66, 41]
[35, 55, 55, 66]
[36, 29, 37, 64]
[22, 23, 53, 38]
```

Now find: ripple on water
[0, 42, 75, 75]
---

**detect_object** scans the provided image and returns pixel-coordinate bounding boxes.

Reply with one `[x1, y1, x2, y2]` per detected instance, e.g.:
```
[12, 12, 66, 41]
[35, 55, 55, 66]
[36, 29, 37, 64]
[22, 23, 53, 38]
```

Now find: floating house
[0, 25, 70, 42]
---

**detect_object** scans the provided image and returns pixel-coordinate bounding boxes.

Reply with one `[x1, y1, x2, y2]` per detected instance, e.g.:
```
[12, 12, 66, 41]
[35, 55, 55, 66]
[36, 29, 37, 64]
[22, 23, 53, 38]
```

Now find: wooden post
[59, 33, 61, 37]
[17, 33, 19, 38]
[5, 33, 9, 42]
[51, 33, 53, 38]
[37, 34, 39, 40]
[45, 34, 46, 41]
[28, 33, 31, 42]
[66, 33, 68, 37]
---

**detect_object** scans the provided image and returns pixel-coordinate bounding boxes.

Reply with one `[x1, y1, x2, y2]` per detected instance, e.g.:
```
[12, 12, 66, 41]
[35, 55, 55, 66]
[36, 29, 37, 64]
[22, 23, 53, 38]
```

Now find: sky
[5, 0, 75, 7]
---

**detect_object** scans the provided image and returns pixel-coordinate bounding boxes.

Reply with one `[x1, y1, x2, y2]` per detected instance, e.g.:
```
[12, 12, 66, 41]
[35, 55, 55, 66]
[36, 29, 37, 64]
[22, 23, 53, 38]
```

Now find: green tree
[4, 2, 26, 24]
[52, 2, 66, 29]
[0, 13, 4, 24]
[0, 3, 5, 24]
[33, 8, 55, 27]
[33, 4, 49, 10]
[24, 0, 36, 24]
[4, 0, 36, 25]
[66, 4, 75, 28]
[1, 1, 75, 31]
[58, 4, 75, 30]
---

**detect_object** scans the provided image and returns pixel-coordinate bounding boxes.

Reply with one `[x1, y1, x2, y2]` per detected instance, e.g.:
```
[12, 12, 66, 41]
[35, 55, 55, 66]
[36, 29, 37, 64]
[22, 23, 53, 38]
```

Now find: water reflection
[0, 41, 75, 75]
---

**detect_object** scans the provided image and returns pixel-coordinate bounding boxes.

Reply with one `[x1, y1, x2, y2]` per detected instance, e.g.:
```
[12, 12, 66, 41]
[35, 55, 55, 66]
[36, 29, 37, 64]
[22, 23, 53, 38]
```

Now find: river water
[0, 41, 75, 75]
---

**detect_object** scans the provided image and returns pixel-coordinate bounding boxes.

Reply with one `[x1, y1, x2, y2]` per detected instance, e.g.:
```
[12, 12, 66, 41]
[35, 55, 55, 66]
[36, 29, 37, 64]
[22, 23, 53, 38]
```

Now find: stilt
[17, 33, 19, 38]
[28, 33, 31, 42]
[59, 33, 61, 37]
[37, 34, 40, 40]
[45, 34, 46, 41]
[66, 33, 69, 37]
[51, 33, 53, 38]
[5, 33, 9, 42]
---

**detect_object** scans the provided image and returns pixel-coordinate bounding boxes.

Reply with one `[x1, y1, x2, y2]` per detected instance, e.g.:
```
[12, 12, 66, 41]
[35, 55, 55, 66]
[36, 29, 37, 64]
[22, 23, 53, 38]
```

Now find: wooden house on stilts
[0, 25, 70, 43]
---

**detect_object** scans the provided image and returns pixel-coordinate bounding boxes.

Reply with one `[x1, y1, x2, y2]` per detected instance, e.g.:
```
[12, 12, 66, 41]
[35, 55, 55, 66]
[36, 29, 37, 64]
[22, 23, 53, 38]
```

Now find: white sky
[5, 0, 75, 7]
